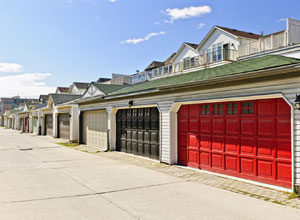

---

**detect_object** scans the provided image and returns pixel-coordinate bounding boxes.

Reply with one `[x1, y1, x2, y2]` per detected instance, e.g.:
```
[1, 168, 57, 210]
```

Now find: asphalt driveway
[0, 128, 299, 220]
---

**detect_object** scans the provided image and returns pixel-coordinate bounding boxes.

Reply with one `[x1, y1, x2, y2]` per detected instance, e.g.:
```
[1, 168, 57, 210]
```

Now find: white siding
[199, 29, 239, 54]
[158, 101, 173, 163]
[173, 46, 199, 64]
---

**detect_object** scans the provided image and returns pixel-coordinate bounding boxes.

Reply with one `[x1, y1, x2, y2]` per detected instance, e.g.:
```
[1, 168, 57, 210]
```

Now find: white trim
[177, 165, 292, 192]
[169, 93, 294, 189]
[281, 94, 295, 192]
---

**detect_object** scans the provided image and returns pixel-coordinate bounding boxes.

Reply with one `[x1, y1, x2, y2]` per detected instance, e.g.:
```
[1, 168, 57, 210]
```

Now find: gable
[173, 45, 200, 63]
[198, 28, 239, 54]
[82, 84, 104, 99]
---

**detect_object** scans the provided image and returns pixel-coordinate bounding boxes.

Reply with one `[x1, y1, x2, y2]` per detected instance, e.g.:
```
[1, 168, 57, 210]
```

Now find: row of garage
[41, 97, 292, 189]
[34, 56, 300, 192]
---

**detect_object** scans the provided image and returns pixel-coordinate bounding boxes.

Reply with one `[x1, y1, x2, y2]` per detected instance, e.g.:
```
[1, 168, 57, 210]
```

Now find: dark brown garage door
[116, 107, 160, 159]
[58, 113, 70, 140]
[45, 114, 53, 136]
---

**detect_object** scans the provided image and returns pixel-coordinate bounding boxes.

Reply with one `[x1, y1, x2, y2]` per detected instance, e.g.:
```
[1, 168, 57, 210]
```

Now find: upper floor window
[212, 43, 222, 61]
[183, 57, 190, 70]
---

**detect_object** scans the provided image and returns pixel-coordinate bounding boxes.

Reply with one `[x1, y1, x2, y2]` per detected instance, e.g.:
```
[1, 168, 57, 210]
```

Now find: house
[238, 18, 300, 59]
[39, 95, 49, 104]
[41, 94, 81, 141]
[29, 103, 47, 134]
[68, 82, 89, 95]
[55, 87, 69, 94]
[131, 53, 176, 84]
[69, 83, 127, 149]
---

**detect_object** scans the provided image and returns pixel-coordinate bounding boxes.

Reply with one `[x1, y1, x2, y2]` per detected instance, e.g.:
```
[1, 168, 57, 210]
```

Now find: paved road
[0, 128, 299, 220]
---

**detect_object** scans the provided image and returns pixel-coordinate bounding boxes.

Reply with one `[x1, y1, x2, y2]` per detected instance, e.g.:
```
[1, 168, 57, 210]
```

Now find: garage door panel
[240, 158, 255, 175]
[226, 118, 239, 135]
[200, 119, 211, 133]
[277, 118, 291, 137]
[241, 118, 255, 136]
[277, 99, 291, 115]
[199, 135, 210, 149]
[211, 136, 223, 151]
[225, 156, 238, 172]
[188, 150, 199, 168]
[212, 154, 223, 168]
[178, 98, 292, 188]
[199, 152, 210, 166]
[189, 118, 199, 133]
[257, 138, 274, 157]
[258, 118, 274, 136]
[188, 134, 198, 149]
[179, 133, 187, 146]
[240, 138, 256, 155]
[277, 162, 292, 182]
[277, 140, 292, 159]
[212, 118, 224, 133]
[257, 160, 273, 178]
[189, 104, 200, 117]
[178, 147, 187, 165]
[258, 100, 275, 116]
[178, 118, 188, 132]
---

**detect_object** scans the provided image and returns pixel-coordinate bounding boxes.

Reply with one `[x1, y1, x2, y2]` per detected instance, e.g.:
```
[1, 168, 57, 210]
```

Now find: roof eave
[106, 63, 300, 100]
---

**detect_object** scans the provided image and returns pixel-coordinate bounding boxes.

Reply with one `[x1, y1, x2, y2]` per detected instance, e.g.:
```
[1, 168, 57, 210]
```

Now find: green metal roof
[109, 55, 300, 96]
[93, 83, 128, 95]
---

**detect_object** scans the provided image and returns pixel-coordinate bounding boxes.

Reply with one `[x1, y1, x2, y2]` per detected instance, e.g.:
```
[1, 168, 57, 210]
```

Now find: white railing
[131, 49, 238, 84]
[238, 31, 288, 57]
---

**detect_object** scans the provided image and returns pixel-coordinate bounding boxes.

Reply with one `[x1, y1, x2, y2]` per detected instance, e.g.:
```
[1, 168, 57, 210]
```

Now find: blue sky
[0, 0, 298, 97]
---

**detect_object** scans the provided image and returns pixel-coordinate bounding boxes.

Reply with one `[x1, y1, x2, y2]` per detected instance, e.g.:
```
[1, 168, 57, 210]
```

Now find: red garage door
[178, 98, 292, 188]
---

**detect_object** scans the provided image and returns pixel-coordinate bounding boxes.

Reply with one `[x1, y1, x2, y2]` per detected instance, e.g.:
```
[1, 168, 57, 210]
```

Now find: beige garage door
[82, 110, 107, 148]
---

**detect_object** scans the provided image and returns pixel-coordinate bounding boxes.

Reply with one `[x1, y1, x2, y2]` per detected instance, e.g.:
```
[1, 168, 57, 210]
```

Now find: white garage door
[82, 110, 107, 148]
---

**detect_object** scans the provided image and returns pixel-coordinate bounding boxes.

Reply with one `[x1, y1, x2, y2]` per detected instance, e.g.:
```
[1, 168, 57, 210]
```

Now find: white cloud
[0, 73, 55, 98]
[109, 0, 117, 2]
[277, 18, 286, 23]
[164, 5, 211, 23]
[196, 22, 205, 29]
[121, 31, 166, 45]
[0, 63, 23, 73]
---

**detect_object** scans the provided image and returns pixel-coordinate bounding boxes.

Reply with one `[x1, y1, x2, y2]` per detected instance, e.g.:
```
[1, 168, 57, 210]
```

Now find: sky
[0, 0, 299, 98]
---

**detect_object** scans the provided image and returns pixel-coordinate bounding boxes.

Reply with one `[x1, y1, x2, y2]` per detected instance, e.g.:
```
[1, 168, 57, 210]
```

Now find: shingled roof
[49, 94, 82, 105]
[185, 42, 199, 50]
[109, 55, 300, 96]
[93, 83, 128, 95]
[216, 26, 261, 40]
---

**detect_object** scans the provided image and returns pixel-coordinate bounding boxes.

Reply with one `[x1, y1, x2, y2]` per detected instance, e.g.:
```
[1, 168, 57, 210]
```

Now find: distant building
[0, 97, 39, 113]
